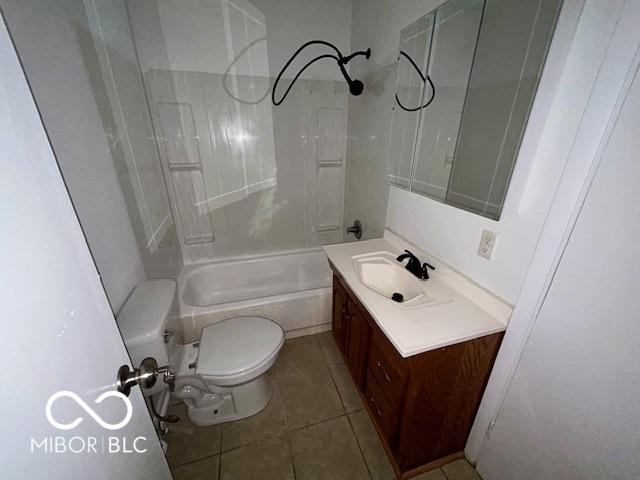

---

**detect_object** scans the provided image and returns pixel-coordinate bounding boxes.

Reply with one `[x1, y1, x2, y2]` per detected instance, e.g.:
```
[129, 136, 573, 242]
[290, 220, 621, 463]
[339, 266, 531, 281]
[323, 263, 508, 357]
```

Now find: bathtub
[178, 248, 333, 342]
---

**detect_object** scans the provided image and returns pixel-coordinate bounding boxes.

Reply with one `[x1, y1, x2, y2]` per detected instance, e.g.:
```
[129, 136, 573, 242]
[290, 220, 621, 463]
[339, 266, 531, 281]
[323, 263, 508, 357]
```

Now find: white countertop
[323, 230, 511, 358]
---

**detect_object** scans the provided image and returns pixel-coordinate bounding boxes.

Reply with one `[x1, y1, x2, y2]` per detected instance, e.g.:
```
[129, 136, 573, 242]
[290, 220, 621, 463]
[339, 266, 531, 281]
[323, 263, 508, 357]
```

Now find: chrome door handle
[116, 357, 175, 396]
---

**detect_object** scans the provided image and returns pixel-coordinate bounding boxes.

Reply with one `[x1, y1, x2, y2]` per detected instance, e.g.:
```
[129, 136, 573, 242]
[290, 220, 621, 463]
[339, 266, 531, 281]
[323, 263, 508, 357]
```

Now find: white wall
[343, 63, 392, 240]
[251, 0, 352, 80]
[382, 0, 585, 303]
[466, 0, 640, 462]
[1, 0, 147, 312]
[476, 34, 640, 479]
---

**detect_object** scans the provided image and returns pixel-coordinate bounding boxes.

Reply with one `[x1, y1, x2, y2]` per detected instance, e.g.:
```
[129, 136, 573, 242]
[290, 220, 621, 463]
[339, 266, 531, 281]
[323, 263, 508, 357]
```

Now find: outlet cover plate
[478, 229, 497, 260]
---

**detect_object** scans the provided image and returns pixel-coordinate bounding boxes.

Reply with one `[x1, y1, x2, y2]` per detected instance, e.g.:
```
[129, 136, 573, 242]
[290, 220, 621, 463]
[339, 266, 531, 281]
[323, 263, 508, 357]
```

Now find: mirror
[386, 12, 436, 189]
[412, 0, 484, 202]
[387, 0, 563, 220]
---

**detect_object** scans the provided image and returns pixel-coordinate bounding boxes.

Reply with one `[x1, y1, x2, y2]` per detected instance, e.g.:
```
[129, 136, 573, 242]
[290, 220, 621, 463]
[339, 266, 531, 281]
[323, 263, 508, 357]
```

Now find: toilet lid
[196, 317, 284, 378]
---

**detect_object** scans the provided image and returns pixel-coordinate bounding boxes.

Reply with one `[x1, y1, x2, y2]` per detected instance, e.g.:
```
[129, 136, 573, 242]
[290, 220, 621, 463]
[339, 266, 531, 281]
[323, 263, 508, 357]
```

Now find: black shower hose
[272, 40, 353, 105]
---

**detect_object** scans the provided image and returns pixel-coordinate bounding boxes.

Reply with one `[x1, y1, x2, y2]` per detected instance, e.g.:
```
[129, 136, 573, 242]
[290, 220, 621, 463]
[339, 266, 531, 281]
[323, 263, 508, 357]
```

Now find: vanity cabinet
[330, 271, 503, 478]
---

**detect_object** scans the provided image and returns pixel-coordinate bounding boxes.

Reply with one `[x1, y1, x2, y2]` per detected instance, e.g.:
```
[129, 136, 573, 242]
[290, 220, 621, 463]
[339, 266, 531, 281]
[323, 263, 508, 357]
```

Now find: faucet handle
[420, 261, 435, 280]
[397, 249, 416, 261]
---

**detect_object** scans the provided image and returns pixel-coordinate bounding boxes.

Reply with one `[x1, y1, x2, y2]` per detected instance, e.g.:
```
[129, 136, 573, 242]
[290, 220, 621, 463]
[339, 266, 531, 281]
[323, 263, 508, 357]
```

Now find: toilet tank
[116, 280, 182, 395]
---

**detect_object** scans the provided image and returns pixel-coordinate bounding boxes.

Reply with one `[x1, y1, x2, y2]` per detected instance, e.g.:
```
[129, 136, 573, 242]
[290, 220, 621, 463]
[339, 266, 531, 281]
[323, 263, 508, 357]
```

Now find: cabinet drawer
[365, 369, 399, 443]
[368, 342, 406, 407]
[370, 326, 408, 372]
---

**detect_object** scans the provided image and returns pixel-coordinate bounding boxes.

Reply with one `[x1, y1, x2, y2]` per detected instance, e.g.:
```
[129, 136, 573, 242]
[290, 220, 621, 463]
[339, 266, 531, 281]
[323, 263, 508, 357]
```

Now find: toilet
[117, 279, 284, 426]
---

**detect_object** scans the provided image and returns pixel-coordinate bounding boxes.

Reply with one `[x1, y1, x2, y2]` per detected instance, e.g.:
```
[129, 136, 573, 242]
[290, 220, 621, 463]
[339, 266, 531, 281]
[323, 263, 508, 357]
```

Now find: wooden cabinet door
[345, 300, 369, 390]
[332, 275, 348, 355]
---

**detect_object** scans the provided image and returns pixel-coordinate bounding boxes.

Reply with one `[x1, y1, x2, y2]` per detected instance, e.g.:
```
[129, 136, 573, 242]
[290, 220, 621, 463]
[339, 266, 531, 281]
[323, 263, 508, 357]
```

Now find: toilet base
[183, 375, 273, 426]
[171, 341, 277, 426]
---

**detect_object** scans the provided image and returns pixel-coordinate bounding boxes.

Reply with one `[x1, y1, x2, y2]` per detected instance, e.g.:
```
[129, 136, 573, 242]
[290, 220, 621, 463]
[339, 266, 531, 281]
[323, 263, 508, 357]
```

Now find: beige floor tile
[221, 382, 286, 451]
[413, 468, 448, 480]
[329, 362, 364, 413]
[165, 404, 222, 467]
[348, 410, 395, 480]
[171, 455, 220, 480]
[275, 335, 326, 377]
[316, 331, 344, 365]
[290, 416, 371, 480]
[276, 335, 345, 430]
[220, 435, 294, 480]
[278, 367, 345, 430]
[441, 459, 482, 480]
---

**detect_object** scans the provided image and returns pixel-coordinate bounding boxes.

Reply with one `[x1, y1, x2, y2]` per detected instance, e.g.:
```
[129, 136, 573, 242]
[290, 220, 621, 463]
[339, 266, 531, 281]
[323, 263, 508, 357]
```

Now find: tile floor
[165, 332, 482, 480]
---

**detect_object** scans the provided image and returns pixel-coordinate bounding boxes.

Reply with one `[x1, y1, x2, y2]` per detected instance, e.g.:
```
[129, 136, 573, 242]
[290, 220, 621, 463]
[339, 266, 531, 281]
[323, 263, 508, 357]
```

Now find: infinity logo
[45, 391, 133, 431]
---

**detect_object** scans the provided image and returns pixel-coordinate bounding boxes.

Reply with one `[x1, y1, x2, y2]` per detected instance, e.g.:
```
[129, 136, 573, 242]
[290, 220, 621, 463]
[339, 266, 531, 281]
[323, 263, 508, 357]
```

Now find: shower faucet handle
[346, 219, 363, 239]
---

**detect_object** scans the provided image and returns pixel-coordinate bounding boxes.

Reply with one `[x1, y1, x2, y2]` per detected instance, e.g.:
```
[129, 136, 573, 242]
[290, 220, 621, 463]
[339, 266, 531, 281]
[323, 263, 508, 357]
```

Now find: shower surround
[128, 0, 352, 265]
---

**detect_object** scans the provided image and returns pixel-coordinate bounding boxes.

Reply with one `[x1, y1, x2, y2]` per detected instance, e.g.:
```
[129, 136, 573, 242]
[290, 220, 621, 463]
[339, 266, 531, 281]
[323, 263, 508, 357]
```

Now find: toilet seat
[196, 316, 284, 386]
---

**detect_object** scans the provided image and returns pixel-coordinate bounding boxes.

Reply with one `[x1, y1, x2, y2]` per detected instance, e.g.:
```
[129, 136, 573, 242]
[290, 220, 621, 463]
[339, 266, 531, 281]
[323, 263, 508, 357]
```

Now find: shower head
[338, 66, 365, 96]
[339, 48, 370, 96]
[349, 79, 364, 96]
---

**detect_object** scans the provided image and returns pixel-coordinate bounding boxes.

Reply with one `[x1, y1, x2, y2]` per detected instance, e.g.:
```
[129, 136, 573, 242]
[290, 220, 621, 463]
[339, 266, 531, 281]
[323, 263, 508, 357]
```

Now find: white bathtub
[178, 248, 333, 342]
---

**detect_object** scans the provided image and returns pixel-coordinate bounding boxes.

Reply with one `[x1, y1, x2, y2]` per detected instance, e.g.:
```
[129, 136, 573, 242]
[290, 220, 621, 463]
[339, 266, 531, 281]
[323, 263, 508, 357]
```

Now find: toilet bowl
[117, 280, 284, 426]
[172, 316, 284, 425]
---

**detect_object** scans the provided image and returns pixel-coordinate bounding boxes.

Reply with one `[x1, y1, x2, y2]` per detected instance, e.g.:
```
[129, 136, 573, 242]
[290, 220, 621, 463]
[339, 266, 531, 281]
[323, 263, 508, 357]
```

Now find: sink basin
[353, 256, 427, 302]
[351, 251, 451, 308]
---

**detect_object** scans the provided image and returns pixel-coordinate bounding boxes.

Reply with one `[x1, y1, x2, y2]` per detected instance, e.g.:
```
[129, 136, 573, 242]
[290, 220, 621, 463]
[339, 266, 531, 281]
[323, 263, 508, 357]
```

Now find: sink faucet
[396, 250, 421, 277]
[396, 250, 435, 280]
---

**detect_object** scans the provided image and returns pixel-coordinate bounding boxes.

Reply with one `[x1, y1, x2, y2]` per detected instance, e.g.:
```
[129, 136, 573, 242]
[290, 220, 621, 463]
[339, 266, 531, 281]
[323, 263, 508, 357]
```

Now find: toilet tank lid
[116, 280, 177, 349]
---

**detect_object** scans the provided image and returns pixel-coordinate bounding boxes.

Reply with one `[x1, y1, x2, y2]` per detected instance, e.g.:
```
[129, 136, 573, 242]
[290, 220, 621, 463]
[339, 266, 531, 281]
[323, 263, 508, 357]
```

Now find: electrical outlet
[477, 229, 497, 260]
